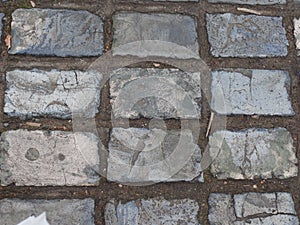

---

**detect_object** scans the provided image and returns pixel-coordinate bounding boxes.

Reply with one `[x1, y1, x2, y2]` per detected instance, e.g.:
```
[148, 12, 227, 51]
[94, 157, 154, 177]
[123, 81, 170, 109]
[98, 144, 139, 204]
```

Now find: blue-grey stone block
[206, 13, 288, 57]
[9, 9, 103, 57]
[112, 12, 200, 59]
[0, 13, 4, 43]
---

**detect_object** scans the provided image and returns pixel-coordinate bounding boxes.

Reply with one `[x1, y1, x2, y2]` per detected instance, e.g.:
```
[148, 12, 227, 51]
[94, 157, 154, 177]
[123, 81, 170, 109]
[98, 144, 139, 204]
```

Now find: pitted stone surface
[209, 128, 298, 180]
[105, 198, 200, 224]
[294, 18, 300, 55]
[208, 0, 286, 4]
[4, 69, 102, 119]
[211, 69, 294, 115]
[0, 198, 95, 225]
[0, 13, 4, 42]
[0, 129, 100, 186]
[112, 12, 199, 59]
[110, 68, 201, 119]
[206, 13, 288, 57]
[9, 8, 103, 57]
[107, 127, 202, 183]
[209, 192, 299, 225]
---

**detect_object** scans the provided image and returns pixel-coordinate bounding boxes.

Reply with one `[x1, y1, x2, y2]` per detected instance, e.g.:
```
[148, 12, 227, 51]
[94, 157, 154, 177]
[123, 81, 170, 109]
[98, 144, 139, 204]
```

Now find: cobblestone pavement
[0, 0, 300, 224]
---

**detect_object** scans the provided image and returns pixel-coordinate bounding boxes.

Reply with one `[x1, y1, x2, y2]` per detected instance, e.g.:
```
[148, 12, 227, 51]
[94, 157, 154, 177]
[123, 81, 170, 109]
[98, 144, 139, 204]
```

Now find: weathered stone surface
[209, 128, 298, 180]
[107, 128, 202, 183]
[4, 69, 102, 119]
[9, 8, 103, 57]
[105, 198, 200, 224]
[112, 13, 199, 59]
[110, 68, 201, 119]
[0, 13, 4, 43]
[0, 198, 94, 225]
[0, 129, 100, 186]
[211, 69, 294, 115]
[209, 192, 299, 225]
[206, 13, 288, 57]
[294, 18, 300, 55]
[126, 0, 198, 1]
[208, 0, 286, 4]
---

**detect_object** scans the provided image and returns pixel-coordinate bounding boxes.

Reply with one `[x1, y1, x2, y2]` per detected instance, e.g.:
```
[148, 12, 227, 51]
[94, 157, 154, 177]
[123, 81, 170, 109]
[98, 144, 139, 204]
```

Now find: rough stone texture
[206, 13, 288, 57]
[4, 69, 102, 119]
[294, 18, 300, 55]
[105, 198, 200, 224]
[9, 8, 103, 57]
[0, 129, 100, 186]
[110, 68, 201, 119]
[127, 0, 198, 1]
[0, 198, 94, 225]
[208, 0, 286, 4]
[211, 69, 294, 115]
[209, 128, 298, 180]
[0, 13, 4, 43]
[107, 127, 202, 183]
[112, 12, 199, 59]
[209, 192, 299, 225]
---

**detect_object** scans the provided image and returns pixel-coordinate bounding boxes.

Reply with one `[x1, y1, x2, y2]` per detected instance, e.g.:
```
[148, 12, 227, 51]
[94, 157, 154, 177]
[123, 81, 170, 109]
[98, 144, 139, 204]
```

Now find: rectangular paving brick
[0, 129, 100, 186]
[208, 128, 298, 180]
[211, 69, 294, 115]
[110, 68, 201, 119]
[0, 198, 94, 225]
[107, 127, 202, 183]
[112, 12, 199, 59]
[208, 0, 286, 4]
[209, 192, 299, 225]
[4, 69, 102, 119]
[9, 8, 103, 57]
[294, 18, 300, 55]
[0, 13, 4, 43]
[105, 198, 200, 224]
[206, 13, 288, 57]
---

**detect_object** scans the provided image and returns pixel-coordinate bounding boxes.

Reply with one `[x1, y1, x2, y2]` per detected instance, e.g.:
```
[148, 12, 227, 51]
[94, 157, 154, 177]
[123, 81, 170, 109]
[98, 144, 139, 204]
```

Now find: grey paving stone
[0, 198, 94, 225]
[209, 192, 299, 225]
[105, 198, 200, 225]
[0, 13, 4, 43]
[211, 69, 294, 115]
[9, 8, 103, 57]
[4, 69, 102, 119]
[0, 129, 100, 186]
[208, 0, 286, 4]
[112, 12, 199, 59]
[294, 18, 300, 56]
[209, 128, 298, 180]
[110, 68, 201, 119]
[107, 127, 202, 183]
[126, 0, 198, 1]
[206, 13, 288, 57]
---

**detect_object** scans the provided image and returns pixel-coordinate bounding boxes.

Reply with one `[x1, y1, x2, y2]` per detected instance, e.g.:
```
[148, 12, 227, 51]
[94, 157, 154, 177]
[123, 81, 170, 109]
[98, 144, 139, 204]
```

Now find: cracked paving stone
[110, 68, 201, 119]
[206, 13, 288, 57]
[105, 198, 200, 225]
[209, 192, 299, 225]
[208, 0, 286, 4]
[208, 128, 298, 180]
[9, 8, 103, 57]
[0, 13, 4, 42]
[294, 18, 300, 56]
[4, 69, 102, 119]
[0, 129, 100, 186]
[107, 127, 203, 184]
[0, 198, 94, 225]
[112, 12, 199, 59]
[211, 69, 294, 115]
